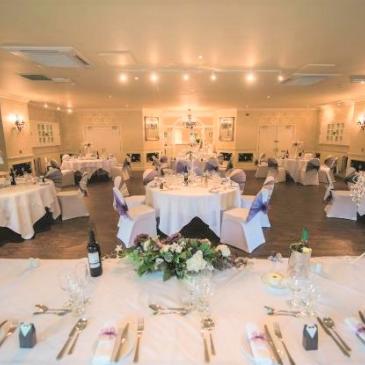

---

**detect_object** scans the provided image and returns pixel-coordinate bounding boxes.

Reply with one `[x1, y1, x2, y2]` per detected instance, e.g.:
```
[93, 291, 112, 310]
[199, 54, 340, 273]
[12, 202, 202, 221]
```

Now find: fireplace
[12, 161, 32, 176]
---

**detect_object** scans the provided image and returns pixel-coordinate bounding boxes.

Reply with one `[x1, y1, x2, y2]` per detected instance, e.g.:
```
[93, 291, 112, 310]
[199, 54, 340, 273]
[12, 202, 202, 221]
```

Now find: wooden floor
[0, 171, 364, 259]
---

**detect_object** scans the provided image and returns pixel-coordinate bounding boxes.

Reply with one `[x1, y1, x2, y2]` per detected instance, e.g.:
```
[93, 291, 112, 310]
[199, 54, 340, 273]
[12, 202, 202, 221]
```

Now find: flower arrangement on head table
[117, 233, 233, 281]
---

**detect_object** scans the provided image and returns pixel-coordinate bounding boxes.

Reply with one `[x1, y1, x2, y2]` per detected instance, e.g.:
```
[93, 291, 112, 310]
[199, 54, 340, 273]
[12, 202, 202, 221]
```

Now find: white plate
[261, 272, 287, 290]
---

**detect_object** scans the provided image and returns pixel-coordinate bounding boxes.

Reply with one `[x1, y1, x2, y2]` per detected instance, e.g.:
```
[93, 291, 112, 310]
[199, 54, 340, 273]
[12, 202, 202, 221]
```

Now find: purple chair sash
[306, 158, 320, 172]
[176, 160, 190, 174]
[143, 169, 158, 185]
[247, 190, 268, 222]
[205, 158, 219, 172]
[267, 158, 278, 170]
[113, 189, 129, 218]
[160, 156, 168, 164]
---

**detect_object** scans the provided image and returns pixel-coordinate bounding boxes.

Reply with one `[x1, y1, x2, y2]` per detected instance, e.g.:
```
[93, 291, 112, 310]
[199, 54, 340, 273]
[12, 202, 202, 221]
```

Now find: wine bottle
[87, 229, 102, 277]
[300, 227, 309, 246]
[183, 165, 189, 185]
[96, 150, 100, 159]
[9, 168, 16, 185]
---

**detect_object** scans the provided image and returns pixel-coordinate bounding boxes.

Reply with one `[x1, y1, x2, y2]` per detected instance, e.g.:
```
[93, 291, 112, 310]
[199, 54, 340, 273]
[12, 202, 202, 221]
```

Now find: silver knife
[359, 311, 365, 325]
[264, 324, 283, 365]
[112, 322, 129, 362]
[0, 320, 7, 329]
[56, 319, 82, 360]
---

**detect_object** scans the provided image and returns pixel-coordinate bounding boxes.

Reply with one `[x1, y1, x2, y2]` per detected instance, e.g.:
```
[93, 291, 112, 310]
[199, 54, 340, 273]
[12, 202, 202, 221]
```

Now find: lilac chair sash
[247, 190, 269, 222]
[176, 160, 190, 174]
[113, 188, 129, 218]
[205, 158, 219, 172]
[143, 169, 158, 185]
[306, 158, 320, 172]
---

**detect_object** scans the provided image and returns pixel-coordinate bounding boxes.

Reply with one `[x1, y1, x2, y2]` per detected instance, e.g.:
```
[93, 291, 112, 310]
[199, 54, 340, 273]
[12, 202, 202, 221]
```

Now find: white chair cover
[175, 160, 190, 174]
[113, 187, 156, 247]
[62, 154, 71, 161]
[192, 159, 204, 176]
[227, 169, 246, 192]
[325, 190, 358, 220]
[298, 158, 320, 185]
[205, 158, 219, 172]
[79, 172, 89, 196]
[143, 169, 158, 185]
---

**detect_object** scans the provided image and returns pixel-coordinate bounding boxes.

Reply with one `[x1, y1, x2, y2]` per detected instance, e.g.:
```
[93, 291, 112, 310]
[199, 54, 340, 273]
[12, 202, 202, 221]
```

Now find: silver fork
[133, 318, 144, 363]
[273, 322, 296, 365]
[0, 324, 17, 347]
[202, 318, 216, 356]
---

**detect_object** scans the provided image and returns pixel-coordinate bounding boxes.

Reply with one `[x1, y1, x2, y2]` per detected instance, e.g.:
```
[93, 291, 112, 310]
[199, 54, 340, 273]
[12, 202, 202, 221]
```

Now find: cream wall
[317, 100, 365, 166]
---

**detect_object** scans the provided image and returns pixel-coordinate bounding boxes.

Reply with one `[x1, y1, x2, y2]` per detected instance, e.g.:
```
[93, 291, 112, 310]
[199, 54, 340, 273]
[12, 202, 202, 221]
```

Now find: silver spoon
[323, 317, 352, 352]
[265, 306, 301, 317]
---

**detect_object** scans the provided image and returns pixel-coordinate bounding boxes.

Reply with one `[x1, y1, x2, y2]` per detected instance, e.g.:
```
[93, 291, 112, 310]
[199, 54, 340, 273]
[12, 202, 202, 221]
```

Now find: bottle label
[88, 252, 100, 269]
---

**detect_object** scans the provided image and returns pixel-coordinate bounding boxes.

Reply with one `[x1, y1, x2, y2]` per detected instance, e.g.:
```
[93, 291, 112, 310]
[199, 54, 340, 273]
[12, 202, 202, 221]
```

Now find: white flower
[154, 257, 164, 269]
[302, 247, 312, 254]
[143, 239, 151, 251]
[170, 243, 183, 254]
[186, 250, 207, 273]
[201, 239, 211, 246]
[160, 245, 170, 253]
[216, 244, 231, 257]
[114, 245, 123, 254]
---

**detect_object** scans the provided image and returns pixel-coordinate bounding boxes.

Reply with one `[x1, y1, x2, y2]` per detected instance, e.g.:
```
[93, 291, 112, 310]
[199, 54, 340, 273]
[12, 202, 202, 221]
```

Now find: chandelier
[183, 109, 198, 129]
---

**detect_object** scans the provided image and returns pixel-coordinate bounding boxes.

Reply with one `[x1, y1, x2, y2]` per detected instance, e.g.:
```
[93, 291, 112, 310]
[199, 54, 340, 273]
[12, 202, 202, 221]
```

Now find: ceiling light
[245, 71, 256, 83]
[150, 72, 159, 83]
[67, 108, 73, 114]
[198, 55, 203, 60]
[266, 95, 271, 99]
[56, 106, 61, 111]
[361, 80, 365, 85]
[44, 103, 48, 109]
[182, 73, 190, 81]
[277, 74, 284, 82]
[210, 73, 217, 81]
[108, 95, 112, 99]
[134, 76, 139, 81]
[119, 73, 128, 83]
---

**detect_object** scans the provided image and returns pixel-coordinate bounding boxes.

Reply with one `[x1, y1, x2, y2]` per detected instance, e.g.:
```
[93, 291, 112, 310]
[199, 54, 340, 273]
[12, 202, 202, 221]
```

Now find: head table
[0, 181, 60, 239]
[61, 158, 117, 178]
[145, 178, 240, 237]
[0, 256, 364, 365]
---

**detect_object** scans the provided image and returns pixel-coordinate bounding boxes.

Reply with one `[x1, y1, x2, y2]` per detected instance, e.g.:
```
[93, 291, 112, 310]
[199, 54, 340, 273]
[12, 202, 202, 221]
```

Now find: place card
[19, 323, 36, 348]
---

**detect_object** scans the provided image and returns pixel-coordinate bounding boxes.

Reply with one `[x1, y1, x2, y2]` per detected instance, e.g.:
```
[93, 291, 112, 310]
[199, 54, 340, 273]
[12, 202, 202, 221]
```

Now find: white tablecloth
[61, 159, 116, 177]
[145, 185, 240, 236]
[282, 158, 310, 183]
[0, 256, 365, 365]
[0, 182, 60, 239]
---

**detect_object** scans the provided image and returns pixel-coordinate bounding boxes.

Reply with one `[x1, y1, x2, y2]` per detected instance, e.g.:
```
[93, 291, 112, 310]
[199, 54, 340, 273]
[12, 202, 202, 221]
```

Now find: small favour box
[302, 324, 318, 351]
[19, 323, 36, 348]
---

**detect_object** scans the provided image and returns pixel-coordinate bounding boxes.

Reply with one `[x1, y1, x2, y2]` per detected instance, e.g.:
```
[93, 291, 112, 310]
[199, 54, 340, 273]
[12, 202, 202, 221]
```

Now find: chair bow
[247, 190, 269, 222]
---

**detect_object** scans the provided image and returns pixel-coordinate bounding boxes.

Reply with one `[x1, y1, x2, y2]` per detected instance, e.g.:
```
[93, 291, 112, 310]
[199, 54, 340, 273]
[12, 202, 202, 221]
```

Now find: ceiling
[1, 0, 365, 110]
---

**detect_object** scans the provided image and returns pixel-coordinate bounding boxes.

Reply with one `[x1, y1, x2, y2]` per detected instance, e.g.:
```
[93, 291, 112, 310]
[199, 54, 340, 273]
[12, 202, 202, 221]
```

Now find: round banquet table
[61, 158, 116, 177]
[0, 181, 60, 239]
[145, 183, 240, 237]
[282, 158, 310, 183]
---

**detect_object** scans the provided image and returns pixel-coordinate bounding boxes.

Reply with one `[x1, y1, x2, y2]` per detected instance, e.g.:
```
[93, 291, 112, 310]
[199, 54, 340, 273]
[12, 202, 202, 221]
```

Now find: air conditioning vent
[350, 75, 365, 83]
[281, 75, 330, 86]
[1, 46, 90, 68]
[20, 74, 51, 81]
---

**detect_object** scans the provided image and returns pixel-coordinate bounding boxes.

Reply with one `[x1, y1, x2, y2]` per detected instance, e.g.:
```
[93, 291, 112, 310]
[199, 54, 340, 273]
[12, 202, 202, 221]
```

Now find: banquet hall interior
[0, 1, 365, 364]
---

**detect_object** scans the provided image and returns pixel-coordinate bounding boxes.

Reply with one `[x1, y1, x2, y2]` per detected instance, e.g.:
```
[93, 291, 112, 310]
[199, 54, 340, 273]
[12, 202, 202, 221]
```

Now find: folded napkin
[92, 325, 117, 365]
[246, 323, 273, 365]
[345, 317, 365, 343]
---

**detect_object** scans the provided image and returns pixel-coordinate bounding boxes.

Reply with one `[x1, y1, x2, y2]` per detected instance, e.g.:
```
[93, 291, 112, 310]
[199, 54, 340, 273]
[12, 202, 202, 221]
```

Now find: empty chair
[227, 169, 246, 193]
[143, 168, 158, 185]
[240, 176, 275, 228]
[298, 158, 320, 185]
[121, 158, 131, 181]
[159, 155, 169, 170]
[344, 167, 359, 188]
[175, 160, 190, 174]
[304, 152, 314, 159]
[267, 158, 286, 183]
[319, 156, 337, 184]
[47, 159, 75, 188]
[61, 154, 71, 162]
[192, 159, 204, 176]
[255, 153, 268, 178]
[113, 187, 156, 247]
[57, 172, 89, 220]
[325, 190, 358, 221]
[205, 158, 219, 172]
[323, 182, 334, 201]
[221, 189, 267, 253]
[114, 175, 145, 209]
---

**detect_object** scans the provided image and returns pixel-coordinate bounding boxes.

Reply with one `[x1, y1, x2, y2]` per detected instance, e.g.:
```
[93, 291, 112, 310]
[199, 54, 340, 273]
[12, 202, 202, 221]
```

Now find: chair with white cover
[298, 158, 320, 186]
[114, 175, 145, 209]
[227, 169, 246, 193]
[192, 159, 204, 176]
[47, 159, 75, 188]
[220, 189, 267, 253]
[240, 176, 275, 228]
[344, 167, 359, 188]
[267, 158, 286, 183]
[113, 187, 156, 247]
[121, 158, 131, 181]
[175, 160, 190, 174]
[143, 168, 158, 185]
[319, 156, 337, 184]
[304, 153, 314, 159]
[61, 154, 71, 162]
[325, 190, 358, 221]
[57, 172, 89, 220]
[255, 153, 268, 178]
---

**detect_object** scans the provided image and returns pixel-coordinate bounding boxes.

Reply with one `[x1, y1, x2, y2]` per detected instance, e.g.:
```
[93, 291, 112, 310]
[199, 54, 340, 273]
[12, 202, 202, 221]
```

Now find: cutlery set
[201, 317, 216, 363]
[33, 304, 71, 316]
[265, 306, 301, 317]
[111, 322, 130, 363]
[149, 303, 190, 316]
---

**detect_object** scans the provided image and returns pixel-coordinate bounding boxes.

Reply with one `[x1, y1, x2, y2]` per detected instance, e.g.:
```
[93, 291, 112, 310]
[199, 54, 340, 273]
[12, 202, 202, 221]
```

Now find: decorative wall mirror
[144, 116, 160, 141]
[219, 117, 235, 141]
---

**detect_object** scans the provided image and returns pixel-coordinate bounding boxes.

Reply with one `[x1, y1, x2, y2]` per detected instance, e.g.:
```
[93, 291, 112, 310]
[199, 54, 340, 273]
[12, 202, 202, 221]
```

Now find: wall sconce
[357, 114, 365, 131]
[9, 114, 25, 132]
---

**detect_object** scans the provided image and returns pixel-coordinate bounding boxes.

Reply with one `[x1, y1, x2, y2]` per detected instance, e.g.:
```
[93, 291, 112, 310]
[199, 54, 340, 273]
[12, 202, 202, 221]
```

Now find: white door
[258, 125, 277, 157]
[84, 126, 122, 159]
[277, 125, 295, 154]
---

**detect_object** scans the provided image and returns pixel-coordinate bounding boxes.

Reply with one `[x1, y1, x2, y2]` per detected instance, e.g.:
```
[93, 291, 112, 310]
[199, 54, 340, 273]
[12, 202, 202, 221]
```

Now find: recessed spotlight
[119, 73, 128, 83]
[277, 74, 284, 82]
[134, 76, 139, 81]
[182, 73, 190, 81]
[56, 106, 61, 111]
[361, 80, 365, 85]
[150, 72, 159, 83]
[266, 95, 271, 99]
[198, 55, 203, 60]
[245, 71, 256, 83]
[210, 73, 217, 81]
[67, 108, 73, 114]
[44, 103, 48, 109]
[108, 95, 112, 99]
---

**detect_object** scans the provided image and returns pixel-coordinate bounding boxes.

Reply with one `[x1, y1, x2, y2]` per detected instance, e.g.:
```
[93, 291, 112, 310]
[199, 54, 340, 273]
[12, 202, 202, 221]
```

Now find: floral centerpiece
[117, 233, 232, 281]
